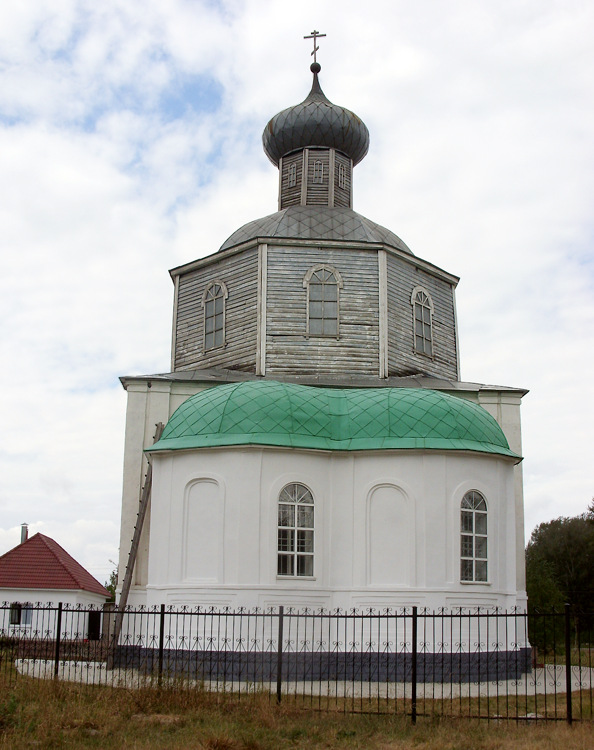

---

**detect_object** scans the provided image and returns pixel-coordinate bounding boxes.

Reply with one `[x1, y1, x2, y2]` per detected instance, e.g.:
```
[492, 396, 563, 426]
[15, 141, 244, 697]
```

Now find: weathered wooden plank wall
[174, 247, 259, 371]
[280, 148, 352, 210]
[386, 253, 459, 379]
[306, 150, 331, 205]
[333, 152, 351, 208]
[171, 242, 458, 380]
[280, 152, 303, 208]
[265, 246, 380, 376]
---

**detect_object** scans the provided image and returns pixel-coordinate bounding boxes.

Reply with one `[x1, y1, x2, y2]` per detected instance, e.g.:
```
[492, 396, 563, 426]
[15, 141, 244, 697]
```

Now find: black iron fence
[1, 602, 592, 723]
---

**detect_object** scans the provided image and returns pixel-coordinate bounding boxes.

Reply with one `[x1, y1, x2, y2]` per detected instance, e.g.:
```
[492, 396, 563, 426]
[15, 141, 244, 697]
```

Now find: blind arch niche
[367, 484, 411, 586]
[182, 478, 224, 583]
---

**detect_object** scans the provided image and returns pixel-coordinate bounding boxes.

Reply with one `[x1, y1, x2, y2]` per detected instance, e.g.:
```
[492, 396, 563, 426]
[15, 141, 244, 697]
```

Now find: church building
[117, 56, 527, 615]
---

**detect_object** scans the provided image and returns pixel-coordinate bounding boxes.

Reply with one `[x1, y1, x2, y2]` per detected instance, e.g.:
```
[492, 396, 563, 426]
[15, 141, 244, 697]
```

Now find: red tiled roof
[0, 533, 109, 598]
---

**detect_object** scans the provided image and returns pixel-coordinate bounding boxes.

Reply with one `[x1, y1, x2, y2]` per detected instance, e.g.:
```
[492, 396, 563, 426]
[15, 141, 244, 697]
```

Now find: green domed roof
[149, 381, 518, 458]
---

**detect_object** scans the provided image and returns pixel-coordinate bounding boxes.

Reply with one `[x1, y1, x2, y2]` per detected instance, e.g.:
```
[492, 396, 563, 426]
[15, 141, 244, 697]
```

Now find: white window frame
[277, 482, 314, 578]
[303, 264, 343, 339]
[460, 490, 488, 583]
[202, 280, 228, 351]
[411, 286, 434, 358]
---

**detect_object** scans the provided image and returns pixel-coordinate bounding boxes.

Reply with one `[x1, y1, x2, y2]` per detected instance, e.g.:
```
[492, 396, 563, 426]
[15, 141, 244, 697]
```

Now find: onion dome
[262, 63, 370, 167]
[148, 381, 519, 459]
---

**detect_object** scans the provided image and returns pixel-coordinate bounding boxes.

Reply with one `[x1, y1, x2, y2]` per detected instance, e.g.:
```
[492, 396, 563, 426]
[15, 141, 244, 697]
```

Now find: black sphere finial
[310, 62, 321, 74]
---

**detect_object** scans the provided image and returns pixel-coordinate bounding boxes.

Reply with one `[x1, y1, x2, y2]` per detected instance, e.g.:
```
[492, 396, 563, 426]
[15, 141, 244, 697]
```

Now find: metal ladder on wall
[111, 422, 165, 652]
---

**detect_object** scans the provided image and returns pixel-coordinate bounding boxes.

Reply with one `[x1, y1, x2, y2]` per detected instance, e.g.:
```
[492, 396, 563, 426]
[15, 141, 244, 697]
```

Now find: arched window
[460, 490, 488, 582]
[277, 483, 314, 577]
[303, 265, 343, 338]
[202, 281, 228, 351]
[411, 287, 434, 357]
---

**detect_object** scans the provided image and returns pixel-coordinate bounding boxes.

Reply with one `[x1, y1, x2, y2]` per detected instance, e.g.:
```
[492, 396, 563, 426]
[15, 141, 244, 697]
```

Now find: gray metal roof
[219, 205, 413, 254]
[121, 368, 528, 397]
[262, 67, 369, 167]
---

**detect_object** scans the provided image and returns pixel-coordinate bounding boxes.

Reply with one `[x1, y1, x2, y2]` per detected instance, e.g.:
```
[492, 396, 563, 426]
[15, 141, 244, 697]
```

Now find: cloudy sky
[1, 0, 592, 584]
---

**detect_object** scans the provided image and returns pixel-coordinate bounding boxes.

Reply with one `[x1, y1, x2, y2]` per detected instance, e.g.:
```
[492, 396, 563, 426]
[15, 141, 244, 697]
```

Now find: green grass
[0, 676, 592, 749]
[539, 647, 594, 667]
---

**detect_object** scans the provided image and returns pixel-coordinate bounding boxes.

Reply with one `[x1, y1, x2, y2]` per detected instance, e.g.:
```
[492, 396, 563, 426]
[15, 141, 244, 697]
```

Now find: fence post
[564, 603, 572, 725]
[411, 606, 417, 725]
[54, 602, 63, 679]
[158, 603, 166, 686]
[276, 606, 284, 704]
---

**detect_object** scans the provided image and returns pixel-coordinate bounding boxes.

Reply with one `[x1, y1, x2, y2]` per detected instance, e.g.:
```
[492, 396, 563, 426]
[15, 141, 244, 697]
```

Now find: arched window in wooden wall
[202, 281, 228, 351]
[411, 286, 434, 357]
[312, 160, 324, 184]
[303, 265, 343, 338]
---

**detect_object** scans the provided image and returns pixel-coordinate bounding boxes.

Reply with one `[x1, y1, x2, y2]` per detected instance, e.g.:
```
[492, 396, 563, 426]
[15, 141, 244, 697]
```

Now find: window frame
[312, 160, 324, 184]
[9, 602, 32, 626]
[277, 482, 315, 578]
[303, 264, 343, 339]
[202, 280, 228, 352]
[288, 162, 297, 188]
[410, 286, 434, 358]
[9, 602, 21, 625]
[460, 490, 488, 583]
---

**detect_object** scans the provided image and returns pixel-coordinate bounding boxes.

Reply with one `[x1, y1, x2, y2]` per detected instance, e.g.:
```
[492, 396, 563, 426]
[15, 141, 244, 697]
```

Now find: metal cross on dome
[304, 30, 326, 63]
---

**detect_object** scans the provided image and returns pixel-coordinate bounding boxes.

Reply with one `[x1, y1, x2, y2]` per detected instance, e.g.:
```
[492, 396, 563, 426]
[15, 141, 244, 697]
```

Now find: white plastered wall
[117, 379, 213, 600]
[475, 390, 526, 607]
[144, 445, 521, 613]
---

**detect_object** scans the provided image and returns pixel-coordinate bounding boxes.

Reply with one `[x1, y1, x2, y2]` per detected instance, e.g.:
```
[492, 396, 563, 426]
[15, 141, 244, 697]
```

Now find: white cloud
[0, 0, 592, 580]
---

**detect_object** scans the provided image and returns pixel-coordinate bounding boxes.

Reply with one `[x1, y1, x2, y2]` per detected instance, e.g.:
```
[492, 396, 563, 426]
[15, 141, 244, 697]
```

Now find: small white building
[117, 60, 528, 618]
[0, 531, 109, 639]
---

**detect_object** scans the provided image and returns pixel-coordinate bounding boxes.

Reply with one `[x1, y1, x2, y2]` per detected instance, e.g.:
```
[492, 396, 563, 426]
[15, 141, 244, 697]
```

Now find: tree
[526, 509, 594, 642]
[104, 565, 118, 603]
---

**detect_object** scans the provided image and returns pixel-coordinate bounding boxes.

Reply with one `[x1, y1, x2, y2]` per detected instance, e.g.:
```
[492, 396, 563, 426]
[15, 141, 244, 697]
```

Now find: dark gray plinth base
[114, 647, 532, 683]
